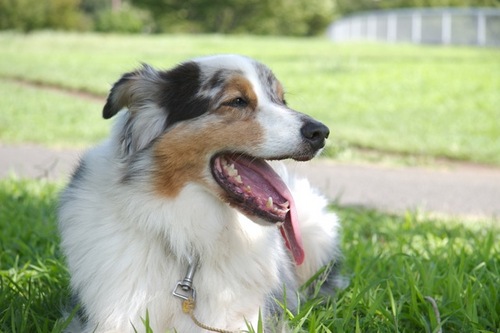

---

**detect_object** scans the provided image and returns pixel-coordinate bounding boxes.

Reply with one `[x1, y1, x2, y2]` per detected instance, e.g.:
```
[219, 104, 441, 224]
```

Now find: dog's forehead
[195, 55, 278, 86]
[194, 55, 255, 74]
[193, 55, 282, 102]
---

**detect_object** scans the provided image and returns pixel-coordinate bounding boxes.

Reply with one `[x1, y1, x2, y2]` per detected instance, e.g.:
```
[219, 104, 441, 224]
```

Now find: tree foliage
[94, 3, 152, 33]
[335, 0, 500, 16]
[0, 0, 88, 32]
[0, 0, 498, 34]
[131, 0, 335, 35]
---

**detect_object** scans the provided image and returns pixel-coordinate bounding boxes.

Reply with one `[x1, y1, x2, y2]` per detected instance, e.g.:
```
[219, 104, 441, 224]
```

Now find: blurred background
[1, 1, 500, 331]
[0, 0, 499, 36]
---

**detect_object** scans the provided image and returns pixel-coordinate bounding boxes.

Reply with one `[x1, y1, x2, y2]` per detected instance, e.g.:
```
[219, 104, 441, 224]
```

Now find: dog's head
[103, 55, 329, 264]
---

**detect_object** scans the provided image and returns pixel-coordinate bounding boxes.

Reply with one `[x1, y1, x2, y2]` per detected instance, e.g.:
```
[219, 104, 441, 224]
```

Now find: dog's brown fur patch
[152, 114, 263, 198]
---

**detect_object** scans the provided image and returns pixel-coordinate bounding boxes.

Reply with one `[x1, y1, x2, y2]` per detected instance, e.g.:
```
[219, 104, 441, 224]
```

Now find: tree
[131, 0, 336, 35]
[334, 0, 500, 16]
[0, 0, 86, 31]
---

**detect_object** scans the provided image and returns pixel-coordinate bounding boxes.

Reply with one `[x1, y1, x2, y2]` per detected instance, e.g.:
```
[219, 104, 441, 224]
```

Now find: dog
[58, 54, 342, 333]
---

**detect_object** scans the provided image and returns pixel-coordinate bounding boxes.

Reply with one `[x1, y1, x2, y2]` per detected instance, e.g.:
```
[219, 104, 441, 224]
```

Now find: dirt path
[289, 160, 500, 219]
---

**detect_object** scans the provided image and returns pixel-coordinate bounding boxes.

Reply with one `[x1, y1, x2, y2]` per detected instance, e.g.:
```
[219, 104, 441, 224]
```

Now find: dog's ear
[103, 64, 159, 119]
[103, 64, 170, 155]
[102, 73, 133, 119]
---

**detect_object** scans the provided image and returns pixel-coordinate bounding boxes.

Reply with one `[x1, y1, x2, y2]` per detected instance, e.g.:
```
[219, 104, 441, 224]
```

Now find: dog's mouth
[211, 153, 304, 265]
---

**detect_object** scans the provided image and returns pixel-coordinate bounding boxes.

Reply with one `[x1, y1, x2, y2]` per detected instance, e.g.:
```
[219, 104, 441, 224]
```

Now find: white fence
[327, 8, 500, 46]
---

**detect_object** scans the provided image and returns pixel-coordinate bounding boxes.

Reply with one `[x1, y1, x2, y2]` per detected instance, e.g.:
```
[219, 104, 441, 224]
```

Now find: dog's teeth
[234, 175, 242, 184]
[278, 201, 290, 208]
[276, 221, 284, 228]
[227, 164, 238, 177]
[266, 197, 273, 209]
[245, 185, 252, 193]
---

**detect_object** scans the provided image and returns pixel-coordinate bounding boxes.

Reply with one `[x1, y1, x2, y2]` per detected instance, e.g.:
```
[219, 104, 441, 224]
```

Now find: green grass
[0, 32, 499, 164]
[0, 178, 70, 332]
[307, 208, 500, 332]
[0, 81, 106, 148]
[1, 178, 499, 332]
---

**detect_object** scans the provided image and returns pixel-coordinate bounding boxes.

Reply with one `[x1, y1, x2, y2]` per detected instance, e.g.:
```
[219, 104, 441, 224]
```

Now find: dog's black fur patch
[159, 62, 211, 128]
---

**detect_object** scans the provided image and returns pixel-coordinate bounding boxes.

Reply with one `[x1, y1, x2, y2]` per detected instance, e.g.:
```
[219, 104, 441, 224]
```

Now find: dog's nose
[301, 120, 330, 150]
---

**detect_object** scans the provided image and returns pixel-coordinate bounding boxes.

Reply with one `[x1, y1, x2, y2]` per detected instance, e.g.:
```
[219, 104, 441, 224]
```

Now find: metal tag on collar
[173, 256, 198, 301]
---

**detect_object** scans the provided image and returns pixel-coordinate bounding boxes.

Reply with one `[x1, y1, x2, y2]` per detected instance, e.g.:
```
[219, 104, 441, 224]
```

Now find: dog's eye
[225, 97, 248, 108]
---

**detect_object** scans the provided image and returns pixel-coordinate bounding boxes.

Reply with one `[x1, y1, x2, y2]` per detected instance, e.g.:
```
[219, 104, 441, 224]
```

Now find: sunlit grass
[0, 32, 499, 163]
[0, 81, 107, 148]
[1, 178, 498, 332]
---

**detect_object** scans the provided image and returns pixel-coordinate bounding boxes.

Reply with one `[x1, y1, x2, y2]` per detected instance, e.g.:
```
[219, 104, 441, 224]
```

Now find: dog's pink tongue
[254, 162, 304, 265]
[280, 194, 304, 265]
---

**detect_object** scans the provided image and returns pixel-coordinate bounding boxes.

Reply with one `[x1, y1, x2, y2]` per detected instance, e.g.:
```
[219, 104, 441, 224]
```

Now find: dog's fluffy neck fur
[64, 117, 291, 332]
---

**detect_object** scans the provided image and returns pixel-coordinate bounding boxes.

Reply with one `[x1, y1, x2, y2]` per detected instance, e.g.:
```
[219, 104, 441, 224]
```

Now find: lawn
[1, 32, 499, 164]
[0, 81, 106, 148]
[1, 178, 499, 332]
